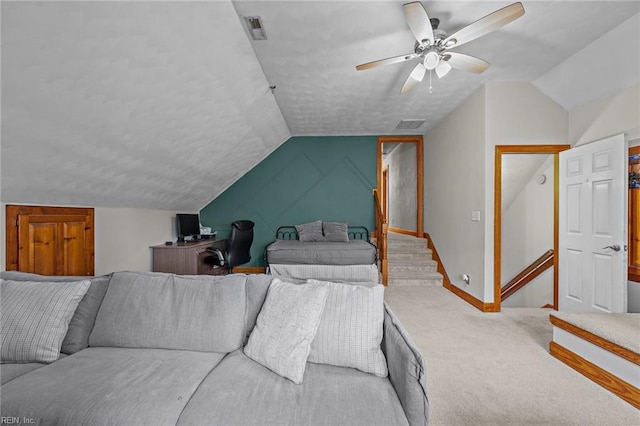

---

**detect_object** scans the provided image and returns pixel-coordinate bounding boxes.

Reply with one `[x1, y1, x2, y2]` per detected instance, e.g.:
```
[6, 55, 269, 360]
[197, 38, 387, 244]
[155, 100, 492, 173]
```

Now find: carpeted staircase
[386, 232, 443, 286]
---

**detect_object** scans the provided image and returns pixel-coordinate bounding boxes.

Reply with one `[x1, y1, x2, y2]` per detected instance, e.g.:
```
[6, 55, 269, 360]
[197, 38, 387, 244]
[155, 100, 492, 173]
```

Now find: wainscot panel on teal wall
[199, 136, 378, 267]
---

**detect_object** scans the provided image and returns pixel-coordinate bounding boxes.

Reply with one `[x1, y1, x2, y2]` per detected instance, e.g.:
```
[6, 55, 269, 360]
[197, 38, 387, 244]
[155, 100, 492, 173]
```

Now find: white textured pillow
[307, 279, 388, 377]
[1, 279, 91, 363]
[244, 278, 329, 384]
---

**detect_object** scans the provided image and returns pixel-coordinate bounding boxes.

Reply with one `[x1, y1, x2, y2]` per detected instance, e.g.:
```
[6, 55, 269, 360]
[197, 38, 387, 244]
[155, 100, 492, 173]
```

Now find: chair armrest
[204, 248, 226, 266]
[382, 302, 429, 426]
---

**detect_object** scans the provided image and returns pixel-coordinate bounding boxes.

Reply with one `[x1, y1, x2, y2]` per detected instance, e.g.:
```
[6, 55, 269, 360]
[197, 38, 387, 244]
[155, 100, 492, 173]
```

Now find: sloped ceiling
[533, 12, 640, 111]
[1, 1, 290, 210]
[2, 1, 639, 211]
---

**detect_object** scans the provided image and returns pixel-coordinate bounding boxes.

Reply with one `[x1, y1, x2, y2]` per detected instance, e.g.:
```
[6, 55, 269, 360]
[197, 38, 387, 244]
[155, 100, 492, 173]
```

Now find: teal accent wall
[199, 136, 378, 267]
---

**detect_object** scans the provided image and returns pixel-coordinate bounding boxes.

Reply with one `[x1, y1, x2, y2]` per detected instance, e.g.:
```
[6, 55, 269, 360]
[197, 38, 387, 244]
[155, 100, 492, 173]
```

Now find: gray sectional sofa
[0, 270, 428, 425]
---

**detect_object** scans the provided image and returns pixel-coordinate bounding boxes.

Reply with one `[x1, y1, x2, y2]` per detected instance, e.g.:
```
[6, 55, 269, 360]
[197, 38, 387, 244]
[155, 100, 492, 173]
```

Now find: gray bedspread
[267, 239, 377, 265]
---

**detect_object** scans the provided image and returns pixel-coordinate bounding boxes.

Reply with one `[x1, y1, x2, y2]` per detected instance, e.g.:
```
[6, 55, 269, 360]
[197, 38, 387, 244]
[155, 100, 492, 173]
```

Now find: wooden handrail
[501, 249, 554, 301]
[373, 189, 388, 285]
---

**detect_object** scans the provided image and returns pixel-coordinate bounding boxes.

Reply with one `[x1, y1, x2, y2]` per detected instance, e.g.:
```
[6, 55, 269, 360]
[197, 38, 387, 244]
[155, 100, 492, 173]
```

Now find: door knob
[602, 244, 621, 252]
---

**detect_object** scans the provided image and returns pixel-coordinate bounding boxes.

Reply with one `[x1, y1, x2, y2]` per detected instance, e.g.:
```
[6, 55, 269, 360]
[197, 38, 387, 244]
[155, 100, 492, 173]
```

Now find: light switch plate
[471, 211, 481, 222]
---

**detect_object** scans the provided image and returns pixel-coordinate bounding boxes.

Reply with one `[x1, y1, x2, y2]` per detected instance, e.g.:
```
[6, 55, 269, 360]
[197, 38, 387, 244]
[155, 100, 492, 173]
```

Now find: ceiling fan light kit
[356, 1, 525, 94]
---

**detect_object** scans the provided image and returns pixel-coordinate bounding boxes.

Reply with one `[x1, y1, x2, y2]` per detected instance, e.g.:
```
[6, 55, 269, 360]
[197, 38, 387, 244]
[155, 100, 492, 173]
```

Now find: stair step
[387, 272, 443, 287]
[387, 246, 431, 255]
[387, 240, 428, 247]
[388, 260, 438, 273]
[388, 250, 432, 260]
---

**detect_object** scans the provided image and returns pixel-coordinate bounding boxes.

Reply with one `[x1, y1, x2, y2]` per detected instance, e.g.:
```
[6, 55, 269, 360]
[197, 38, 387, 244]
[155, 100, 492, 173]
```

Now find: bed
[265, 224, 379, 283]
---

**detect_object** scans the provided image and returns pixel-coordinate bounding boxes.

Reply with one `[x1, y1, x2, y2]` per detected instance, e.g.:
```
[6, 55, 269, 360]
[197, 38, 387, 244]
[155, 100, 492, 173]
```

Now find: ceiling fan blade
[400, 63, 426, 93]
[443, 2, 524, 49]
[435, 61, 452, 78]
[403, 2, 434, 46]
[444, 52, 489, 73]
[356, 52, 419, 71]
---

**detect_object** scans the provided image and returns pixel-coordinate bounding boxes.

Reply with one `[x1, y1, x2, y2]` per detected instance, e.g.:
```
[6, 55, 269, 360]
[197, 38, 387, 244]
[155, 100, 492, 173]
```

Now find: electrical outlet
[471, 211, 481, 222]
[462, 274, 470, 285]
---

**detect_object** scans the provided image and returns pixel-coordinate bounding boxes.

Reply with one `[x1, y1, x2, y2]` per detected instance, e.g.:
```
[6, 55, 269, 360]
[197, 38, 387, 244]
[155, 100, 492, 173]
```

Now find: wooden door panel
[628, 146, 640, 281]
[7, 206, 95, 276]
[63, 220, 88, 276]
[18, 217, 57, 275]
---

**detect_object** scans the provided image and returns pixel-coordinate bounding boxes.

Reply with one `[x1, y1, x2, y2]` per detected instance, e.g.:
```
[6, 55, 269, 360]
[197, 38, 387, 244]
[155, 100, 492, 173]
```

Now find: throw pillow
[295, 220, 324, 242]
[307, 279, 388, 377]
[244, 278, 329, 384]
[1, 279, 91, 363]
[0, 271, 111, 355]
[322, 221, 349, 242]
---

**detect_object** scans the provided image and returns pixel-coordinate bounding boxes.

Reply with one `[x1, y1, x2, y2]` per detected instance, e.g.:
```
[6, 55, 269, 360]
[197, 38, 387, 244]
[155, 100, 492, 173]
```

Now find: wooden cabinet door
[6, 205, 94, 276]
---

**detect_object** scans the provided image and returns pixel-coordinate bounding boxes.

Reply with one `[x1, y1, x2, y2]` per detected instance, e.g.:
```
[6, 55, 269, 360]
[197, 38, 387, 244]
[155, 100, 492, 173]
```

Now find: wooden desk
[151, 239, 227, 275]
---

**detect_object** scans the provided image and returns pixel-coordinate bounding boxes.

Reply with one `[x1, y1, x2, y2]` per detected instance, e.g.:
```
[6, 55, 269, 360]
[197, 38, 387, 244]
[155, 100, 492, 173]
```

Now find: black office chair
[205, 220, 255, 274]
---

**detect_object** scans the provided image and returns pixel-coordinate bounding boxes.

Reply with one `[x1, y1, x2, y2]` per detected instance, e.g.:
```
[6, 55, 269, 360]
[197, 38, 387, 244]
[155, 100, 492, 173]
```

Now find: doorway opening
[494, 145, 569, 312]
[377, 136, 423, 237]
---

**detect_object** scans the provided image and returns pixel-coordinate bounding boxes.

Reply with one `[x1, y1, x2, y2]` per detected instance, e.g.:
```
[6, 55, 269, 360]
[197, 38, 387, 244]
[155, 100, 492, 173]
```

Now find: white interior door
[559, 134, 627, 312]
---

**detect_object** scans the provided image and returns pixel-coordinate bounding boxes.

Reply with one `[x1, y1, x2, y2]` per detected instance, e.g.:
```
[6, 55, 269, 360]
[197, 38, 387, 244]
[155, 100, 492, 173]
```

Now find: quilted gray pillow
[323, 221, 349, 242]
[1, 279, 90, 363]
[307, 279, 388, 377]
[295, 220, 324, 242]
[244, 278, 329, 384]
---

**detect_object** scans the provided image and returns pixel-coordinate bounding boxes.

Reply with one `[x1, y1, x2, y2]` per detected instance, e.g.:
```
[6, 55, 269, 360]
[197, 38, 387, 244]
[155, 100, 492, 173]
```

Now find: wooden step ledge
[549, 341, 640, 409]
[549, 313, 640, 365]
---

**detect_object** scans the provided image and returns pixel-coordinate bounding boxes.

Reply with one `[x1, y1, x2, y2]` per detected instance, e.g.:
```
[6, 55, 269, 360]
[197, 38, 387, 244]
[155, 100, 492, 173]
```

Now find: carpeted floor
[384, 285, 640, 426]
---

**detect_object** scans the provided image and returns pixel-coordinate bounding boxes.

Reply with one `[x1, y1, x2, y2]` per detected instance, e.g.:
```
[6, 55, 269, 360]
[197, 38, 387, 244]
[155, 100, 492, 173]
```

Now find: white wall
[94, 207, 195, 275]
[502, 158, 555, 308]
[569, 84, 640, 146]
[0, 203, 193, 275]
[384, 143, 417, 232]
[424, 86, 486, 299]
[483, 82, 568, 302]
[424, 82, 567, 303]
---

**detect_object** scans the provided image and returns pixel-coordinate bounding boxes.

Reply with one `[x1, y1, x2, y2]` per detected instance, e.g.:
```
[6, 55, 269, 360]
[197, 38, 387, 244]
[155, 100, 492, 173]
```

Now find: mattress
[269, 264, 380, 283]
[266, 240, 377, 265]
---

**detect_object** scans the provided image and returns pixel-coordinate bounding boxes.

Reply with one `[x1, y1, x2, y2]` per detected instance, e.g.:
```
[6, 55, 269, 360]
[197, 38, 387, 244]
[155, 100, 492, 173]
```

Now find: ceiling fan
[356, 2, 525, 93]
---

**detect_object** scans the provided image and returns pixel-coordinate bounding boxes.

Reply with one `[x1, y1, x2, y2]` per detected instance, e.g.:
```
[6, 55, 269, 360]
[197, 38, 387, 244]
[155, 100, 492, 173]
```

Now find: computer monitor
[176, 214, 201, 239]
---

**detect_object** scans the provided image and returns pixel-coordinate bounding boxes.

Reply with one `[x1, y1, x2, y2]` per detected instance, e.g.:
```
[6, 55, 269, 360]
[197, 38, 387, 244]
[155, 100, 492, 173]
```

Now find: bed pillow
[295, 220, 324, 242]
[1, 279, 91, 363]
[307, 279, 388, 377]
[244, 278, 329, 384]
[323, 221, 349, 242]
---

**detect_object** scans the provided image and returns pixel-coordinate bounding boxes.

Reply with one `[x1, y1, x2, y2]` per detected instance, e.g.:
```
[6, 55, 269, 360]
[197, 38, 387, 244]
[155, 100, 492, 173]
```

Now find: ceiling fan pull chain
[428, 69, 433, 94]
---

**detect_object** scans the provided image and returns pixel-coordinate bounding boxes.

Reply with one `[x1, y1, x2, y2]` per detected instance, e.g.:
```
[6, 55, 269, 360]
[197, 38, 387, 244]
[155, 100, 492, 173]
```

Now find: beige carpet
[384, 285, 640, 426]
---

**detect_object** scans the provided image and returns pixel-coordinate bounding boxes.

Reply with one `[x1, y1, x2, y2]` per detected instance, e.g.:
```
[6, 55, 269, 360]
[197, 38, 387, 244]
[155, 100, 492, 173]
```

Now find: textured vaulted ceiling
[2, 1, 639, 210]
[1, 1, 290, 210]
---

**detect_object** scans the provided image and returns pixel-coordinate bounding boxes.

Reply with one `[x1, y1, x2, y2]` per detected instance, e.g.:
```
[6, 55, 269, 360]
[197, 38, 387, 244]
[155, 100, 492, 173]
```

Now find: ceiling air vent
[396, 119, 426, 130]
[244, 16, 267, 40]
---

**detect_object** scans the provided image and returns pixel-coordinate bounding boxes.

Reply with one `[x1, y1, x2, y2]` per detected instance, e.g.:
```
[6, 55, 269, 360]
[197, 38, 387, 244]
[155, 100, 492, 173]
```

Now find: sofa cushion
[306, 279, 388, 377]
[0, 271, 112, 355]
[0, 347, 225, 425]
[90, 271, 246, 353]
[1, 362, 47, 386]
[244, 278, 328, 384]
[1, 279, 90, 363]
[383, 303, 429, 426]
[177, 349, 409, 426]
